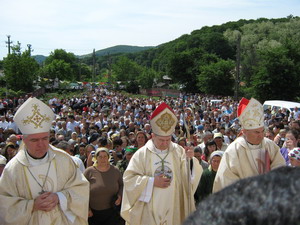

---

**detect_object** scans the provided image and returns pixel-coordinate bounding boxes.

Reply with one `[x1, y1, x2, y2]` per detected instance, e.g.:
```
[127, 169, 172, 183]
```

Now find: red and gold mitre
[150, 102, 178, 136]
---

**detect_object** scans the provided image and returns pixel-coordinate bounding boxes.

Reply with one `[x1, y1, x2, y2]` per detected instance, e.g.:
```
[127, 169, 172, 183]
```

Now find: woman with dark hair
[84, 144, 96, 168]
[84, 147, 123, 225]
[173, 124, 184, 142]
[201, 140, 217, 162]
[1, 142, 17, 162]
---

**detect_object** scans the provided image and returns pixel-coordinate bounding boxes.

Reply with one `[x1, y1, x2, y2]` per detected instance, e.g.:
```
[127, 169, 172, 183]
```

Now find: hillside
[78, 45, 155, 58]
[32, 45, 155, 63]
[33, 55, 47, 64]
[101, 16, 300, 100]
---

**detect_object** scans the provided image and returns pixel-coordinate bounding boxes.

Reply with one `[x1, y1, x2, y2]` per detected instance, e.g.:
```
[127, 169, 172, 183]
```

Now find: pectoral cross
[39, 190, 46, 195]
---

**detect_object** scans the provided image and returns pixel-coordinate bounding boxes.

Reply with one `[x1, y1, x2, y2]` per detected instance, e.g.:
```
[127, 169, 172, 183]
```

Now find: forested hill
[32, 45, 154, 63]
[79, 45, 154, 58]
[102, 16, 299, 101]
[33, 55, 47, 64]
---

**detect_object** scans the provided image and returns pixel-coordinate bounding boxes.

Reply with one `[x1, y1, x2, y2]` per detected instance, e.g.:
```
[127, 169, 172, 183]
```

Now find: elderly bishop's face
[243, 127, 265, 145]
[23, 132, 50, 158]
[152, 133, 172, 151]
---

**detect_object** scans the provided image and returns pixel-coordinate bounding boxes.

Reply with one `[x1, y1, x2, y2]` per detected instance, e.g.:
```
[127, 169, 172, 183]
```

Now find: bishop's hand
[154, 174, 171, 188]
[33, 192, 59, 212]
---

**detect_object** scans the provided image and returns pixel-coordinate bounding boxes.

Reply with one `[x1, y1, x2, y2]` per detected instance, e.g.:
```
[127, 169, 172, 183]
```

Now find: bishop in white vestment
[0, 97, 89, 225]
[213, 98, 285, 193]
[121, 102, 202, 225]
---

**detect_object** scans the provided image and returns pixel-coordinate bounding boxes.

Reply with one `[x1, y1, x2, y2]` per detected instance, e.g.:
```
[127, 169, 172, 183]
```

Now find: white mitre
[237, 97, 264, 130]
[13, 97, 55, 134]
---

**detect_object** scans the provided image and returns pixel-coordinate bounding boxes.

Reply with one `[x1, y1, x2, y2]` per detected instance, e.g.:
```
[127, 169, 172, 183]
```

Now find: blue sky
[0, 0, 299, 59]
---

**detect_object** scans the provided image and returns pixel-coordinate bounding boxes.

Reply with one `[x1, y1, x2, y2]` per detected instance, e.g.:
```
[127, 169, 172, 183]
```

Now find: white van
[263, 100, 300, 113]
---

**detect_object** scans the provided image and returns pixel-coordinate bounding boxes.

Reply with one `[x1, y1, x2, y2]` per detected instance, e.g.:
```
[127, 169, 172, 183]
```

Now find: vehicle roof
[263, 100, 300, 111]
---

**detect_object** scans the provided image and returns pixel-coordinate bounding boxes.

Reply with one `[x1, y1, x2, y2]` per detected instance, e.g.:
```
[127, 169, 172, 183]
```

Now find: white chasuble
[25, 158, 57, 199]
[151, 150, 175, 225]
[213, 137, 285, 193]
[245, 143, 268, 175]
[0, 146, 89, 225]
[25, 152, 60, 225]
[121, 140, 203, 225]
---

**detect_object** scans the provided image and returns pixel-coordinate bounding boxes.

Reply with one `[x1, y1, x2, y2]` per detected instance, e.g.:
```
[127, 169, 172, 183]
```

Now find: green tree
[197, 59, 235, 95]
[41, 59, 74, 81]
[112, 56, 143, 82]
[3, 42, 39, 92]
[45, 49, 77, 65]
[138, 68, 159, 89]
[199, 32, 235, 59]
[168, 50, 201, 93]
[226, 18, 300, 90]
[43, 49, 79, 81]
[78, 63, 92, 81]
[250, 46, 299, 101]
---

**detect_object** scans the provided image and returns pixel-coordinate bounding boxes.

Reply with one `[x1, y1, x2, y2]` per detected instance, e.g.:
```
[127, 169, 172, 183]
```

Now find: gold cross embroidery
[155, 112, 175, 133]
[22, 104, 51, 129]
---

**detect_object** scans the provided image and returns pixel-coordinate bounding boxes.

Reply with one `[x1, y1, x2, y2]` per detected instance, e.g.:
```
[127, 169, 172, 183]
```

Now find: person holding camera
[280, 129, 300, 165]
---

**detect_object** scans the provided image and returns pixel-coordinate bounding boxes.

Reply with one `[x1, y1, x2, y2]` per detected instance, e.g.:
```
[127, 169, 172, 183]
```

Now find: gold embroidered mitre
[14, 97, 54, 134]
[150, 102, 178, 136]
[237, 97, 264, 130]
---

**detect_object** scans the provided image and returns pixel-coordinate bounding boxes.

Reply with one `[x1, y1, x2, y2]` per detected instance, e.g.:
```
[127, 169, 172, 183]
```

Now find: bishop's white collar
[25, 150, 49, 167]
[153, 145, 168, 154]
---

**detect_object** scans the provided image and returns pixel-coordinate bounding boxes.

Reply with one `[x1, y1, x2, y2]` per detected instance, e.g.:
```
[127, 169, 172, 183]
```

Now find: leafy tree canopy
[42, 49, 80, 81]
[198, 59, 235, 96]
[3, 42, 39, 93]
[112, 56, 143, 82]
[250, 45, 299, 101]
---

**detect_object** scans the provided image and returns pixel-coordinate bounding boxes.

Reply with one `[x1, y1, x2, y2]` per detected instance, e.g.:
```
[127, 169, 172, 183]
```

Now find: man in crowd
[56, 140, 85, 173]
[213, 97, 285, 193]
[0, 115, 8, 130]
[193, 146, 209, 170]
[121, 102, 202, 225]
[0, 97, 89, 225]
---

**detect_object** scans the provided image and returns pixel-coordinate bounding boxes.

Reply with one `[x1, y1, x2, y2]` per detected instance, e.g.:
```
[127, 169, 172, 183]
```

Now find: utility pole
[78, 58, 81, 81]
[107, 53, 112, 82]
[92, 48, 96, 82]
[27, 44, 33, 56]
[235, 33, 241, 101]
[6, 35, 12, 55]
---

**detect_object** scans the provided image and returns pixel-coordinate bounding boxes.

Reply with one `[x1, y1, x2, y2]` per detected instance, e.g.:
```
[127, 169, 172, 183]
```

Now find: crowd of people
[0, 85, 299, 225]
